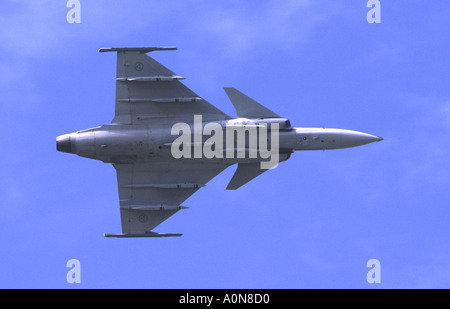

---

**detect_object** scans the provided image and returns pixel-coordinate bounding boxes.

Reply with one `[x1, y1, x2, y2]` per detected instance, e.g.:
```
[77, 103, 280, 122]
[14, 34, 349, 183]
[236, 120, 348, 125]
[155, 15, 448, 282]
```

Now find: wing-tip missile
[98, 47, 177, 53]
[104, 232, 182, 238]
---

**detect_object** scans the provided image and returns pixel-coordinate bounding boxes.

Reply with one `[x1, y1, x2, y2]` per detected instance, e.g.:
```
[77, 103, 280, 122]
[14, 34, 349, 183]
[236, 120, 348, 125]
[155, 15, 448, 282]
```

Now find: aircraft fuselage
[57, 117, 382, 165]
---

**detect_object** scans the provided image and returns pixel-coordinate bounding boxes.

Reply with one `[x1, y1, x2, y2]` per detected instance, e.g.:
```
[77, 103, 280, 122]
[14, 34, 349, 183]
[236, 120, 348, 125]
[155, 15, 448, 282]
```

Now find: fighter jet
[56, 47, 382, 237]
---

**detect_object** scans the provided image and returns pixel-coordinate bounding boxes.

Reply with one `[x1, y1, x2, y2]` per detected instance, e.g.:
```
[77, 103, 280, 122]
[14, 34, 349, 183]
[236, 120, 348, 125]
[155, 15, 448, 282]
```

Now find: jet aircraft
[56, 47, 382, 237]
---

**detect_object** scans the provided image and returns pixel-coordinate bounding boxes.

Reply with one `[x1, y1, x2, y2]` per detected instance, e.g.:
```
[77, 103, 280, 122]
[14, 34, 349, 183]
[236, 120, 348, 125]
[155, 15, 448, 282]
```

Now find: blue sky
[0, 0, 449, 288]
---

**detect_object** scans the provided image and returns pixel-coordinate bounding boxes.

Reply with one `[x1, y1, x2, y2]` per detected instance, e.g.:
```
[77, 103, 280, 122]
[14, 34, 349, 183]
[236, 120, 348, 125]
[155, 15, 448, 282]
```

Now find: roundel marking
[138, 214, 148, 223]
[134, 62, 144, 71]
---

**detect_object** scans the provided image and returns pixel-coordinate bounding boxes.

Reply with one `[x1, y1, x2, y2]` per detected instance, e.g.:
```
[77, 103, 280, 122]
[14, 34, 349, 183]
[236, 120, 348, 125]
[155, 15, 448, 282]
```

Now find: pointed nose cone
[56, 134, 73, 153]
[345, 131, 383, 147]
[322, 129, 383, 149]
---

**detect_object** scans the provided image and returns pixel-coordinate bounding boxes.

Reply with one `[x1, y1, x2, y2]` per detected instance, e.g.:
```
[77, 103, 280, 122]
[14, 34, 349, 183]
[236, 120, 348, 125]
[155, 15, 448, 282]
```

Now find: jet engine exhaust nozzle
[56, 134, 72, 153]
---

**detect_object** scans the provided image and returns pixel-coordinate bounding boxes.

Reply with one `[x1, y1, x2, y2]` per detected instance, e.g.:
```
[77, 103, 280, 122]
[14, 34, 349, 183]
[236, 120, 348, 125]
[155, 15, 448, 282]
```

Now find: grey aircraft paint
[56, 47, 382, 237]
